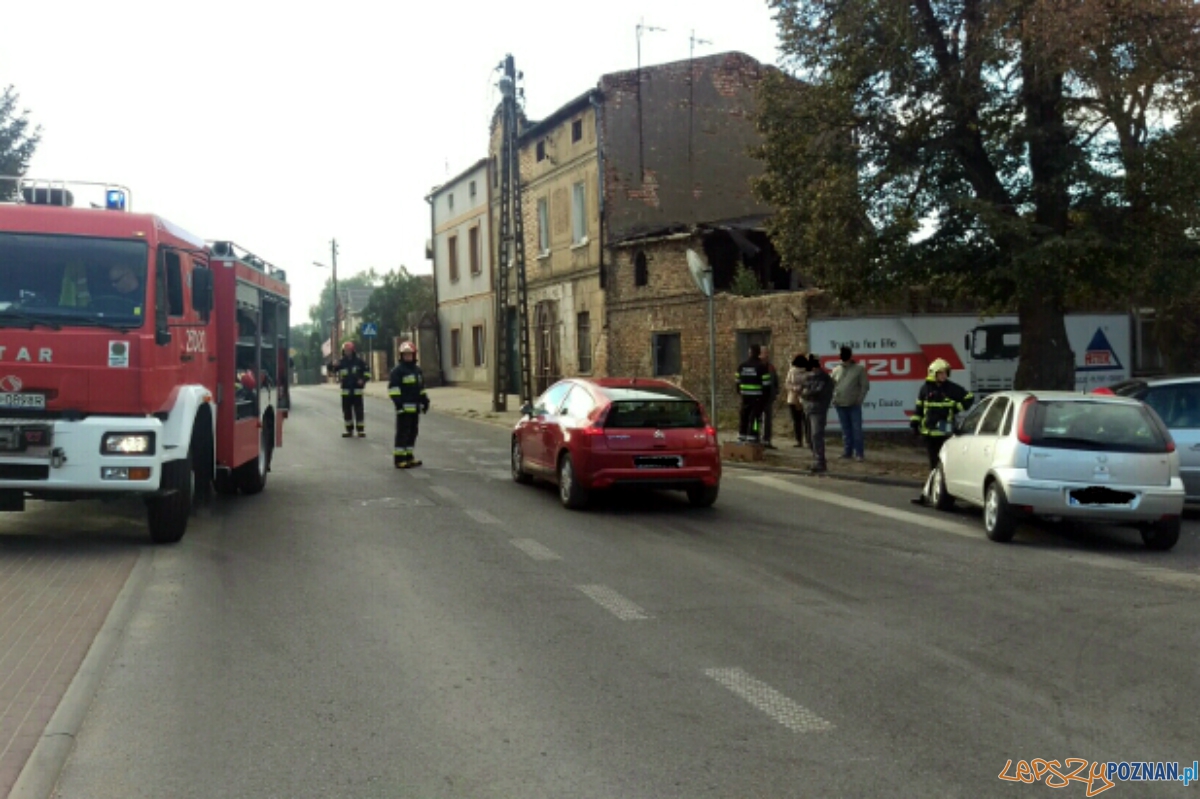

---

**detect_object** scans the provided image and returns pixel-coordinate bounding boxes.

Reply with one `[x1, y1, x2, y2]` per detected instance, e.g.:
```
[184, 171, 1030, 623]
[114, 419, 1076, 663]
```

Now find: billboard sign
[808, 314, 1131, 430]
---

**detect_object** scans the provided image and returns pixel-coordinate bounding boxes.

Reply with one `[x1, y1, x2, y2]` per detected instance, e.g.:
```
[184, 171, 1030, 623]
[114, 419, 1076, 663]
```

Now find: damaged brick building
[600, 51, 811, 422]
[457, 51, 807, 408]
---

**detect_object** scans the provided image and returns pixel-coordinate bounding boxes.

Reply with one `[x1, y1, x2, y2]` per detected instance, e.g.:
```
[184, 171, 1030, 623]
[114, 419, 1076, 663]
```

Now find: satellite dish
[686, 249, 712, 298]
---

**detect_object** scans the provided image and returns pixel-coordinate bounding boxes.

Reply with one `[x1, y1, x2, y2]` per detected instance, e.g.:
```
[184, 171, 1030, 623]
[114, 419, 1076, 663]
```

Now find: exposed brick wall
[599, 52, 771, 243]
[606, 237, 814, 420]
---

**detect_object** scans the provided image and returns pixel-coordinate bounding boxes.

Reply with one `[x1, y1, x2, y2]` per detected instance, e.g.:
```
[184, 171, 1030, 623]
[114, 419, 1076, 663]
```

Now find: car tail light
[1092, 387, 1115, 395]
[582, 405, 612, 437]
[705, 425, 717, 446]
[1164, 435, 1176, 453]
[1016, 396, 1036, 445]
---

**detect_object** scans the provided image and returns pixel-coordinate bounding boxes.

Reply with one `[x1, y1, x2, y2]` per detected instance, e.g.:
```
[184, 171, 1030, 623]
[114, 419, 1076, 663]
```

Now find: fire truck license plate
[0, 392, 45, 410]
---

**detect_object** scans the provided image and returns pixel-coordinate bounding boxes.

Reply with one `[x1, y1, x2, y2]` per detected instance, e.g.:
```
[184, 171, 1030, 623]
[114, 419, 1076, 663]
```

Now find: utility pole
[493, 54, 533, 411]
[331, 238, 341, 358]
[636, 18, 666, 180]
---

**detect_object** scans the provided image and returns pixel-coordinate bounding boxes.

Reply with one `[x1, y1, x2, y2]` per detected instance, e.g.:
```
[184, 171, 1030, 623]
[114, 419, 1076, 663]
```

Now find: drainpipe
[591, 90, 606, 374]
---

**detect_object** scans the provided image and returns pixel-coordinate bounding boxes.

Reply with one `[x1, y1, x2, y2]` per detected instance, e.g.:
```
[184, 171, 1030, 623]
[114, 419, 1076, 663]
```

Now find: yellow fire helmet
[927, 358, 952, 379]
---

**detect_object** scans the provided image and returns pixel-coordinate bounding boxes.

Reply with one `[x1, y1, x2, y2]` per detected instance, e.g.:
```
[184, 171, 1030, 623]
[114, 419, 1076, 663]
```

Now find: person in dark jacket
[334, 341, 371, 438]
[735, 344, 772, 443]
[759, 346, 781, 448]
[910, 357, 974, 504]
[388, 341, 430, 468]
[800, 354, 835, 472]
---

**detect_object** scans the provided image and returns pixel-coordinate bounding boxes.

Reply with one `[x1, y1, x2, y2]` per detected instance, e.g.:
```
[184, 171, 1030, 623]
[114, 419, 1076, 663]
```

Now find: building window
[451, 328, 462, 368]
[469, 226, 481, 275]
[469, 180, 477, 198]
[448, 235, 459, 282]
[473, 325, 486, 367]
[634, 251, 648, 287]
[572, 119, 583, 143]
[577, 312, 592, 373]
[536, 141, 546, 162]
[537, 197, 549, 253]
[736, 330, 772, 363]
[571, 181, 587, 244]
[448, 193, 454, 211]
[653, 333, 682, 377]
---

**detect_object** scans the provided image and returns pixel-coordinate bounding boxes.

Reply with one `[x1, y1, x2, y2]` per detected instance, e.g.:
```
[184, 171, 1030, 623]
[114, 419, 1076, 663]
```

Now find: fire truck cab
[0, 177, 289, 543]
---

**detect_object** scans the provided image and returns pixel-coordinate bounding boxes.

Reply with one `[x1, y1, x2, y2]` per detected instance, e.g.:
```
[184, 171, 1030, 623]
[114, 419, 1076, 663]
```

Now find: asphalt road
[17, 386, 1200, 798]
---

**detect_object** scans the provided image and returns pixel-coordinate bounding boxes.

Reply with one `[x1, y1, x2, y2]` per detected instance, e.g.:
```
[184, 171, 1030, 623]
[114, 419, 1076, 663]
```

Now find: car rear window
[605, 399, 704, 429]
[1029, 401, 1170, 453]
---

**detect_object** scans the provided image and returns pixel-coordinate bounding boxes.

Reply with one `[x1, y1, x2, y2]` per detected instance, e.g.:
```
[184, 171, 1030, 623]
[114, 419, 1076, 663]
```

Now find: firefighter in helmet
[910, 357, 974, 505]
[387, 341, 430, 468]
[335, 341, 371, 438]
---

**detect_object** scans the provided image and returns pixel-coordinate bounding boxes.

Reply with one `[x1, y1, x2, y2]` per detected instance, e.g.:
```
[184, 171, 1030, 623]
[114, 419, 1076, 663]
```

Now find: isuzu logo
[0, 375, 22, 392]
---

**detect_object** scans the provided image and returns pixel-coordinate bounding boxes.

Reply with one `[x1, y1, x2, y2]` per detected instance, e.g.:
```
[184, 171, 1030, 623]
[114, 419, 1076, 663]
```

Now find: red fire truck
[0, 177, 289, 543]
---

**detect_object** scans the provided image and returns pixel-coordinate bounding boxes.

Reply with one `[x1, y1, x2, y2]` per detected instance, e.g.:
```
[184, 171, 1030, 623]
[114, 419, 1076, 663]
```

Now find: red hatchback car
[510, 378, 722, 509]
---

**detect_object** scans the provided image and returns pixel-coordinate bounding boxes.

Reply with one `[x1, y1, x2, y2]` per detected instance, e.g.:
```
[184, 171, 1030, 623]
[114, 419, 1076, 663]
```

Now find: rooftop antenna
[636, 17, 667, 180]
[689, 30, 713, 167]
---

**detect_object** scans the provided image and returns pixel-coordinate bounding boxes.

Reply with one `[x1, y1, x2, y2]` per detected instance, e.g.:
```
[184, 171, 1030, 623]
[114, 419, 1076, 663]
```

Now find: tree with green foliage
[755, 0, 1200, 388]
[0, 85, 42, 199]
[360, 267, 435, 359]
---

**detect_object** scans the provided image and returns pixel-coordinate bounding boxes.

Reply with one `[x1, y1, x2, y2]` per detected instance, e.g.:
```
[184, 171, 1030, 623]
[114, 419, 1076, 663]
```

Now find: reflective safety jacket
[335, 354, 371, 395]
[736, 356, 772, 399]
[912, 378, 973, 436]
[388, 361, 429, 414]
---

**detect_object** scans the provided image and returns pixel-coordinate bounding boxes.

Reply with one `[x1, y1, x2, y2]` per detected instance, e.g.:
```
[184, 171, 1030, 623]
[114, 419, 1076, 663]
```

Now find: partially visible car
[929, 390, 1185, 549]
[510, 378, 721, 510]
[1093, 375, 1200, 504]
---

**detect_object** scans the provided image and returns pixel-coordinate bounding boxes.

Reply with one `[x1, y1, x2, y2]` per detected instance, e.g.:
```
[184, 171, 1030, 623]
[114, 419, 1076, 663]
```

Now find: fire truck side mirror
[193, 266, 214, 317]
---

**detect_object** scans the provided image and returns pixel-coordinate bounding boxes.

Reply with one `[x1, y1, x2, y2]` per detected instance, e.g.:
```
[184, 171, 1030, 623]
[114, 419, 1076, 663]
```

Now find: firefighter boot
[357, 425, 366, 438]
[343, 422, 353, 438]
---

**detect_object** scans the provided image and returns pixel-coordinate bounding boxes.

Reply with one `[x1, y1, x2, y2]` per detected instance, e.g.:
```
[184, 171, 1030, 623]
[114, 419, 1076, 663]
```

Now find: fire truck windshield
[0, 233, 149, 329]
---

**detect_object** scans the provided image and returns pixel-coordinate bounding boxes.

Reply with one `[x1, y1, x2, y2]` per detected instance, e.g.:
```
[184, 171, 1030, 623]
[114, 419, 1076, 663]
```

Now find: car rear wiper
[0, 310, 62, 330]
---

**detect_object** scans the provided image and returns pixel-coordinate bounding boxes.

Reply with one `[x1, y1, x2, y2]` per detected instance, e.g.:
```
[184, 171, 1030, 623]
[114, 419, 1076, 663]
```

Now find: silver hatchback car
[929, 391, 1186, 550]
[1095, 376, 1200, 503]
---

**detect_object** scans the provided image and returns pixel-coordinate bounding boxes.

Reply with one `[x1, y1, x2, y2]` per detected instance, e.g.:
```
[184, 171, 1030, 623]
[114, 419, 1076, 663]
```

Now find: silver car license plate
[0, 392, 45, 410]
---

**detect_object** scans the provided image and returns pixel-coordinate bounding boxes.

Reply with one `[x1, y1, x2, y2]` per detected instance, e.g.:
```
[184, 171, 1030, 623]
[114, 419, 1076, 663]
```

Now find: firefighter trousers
[738, 397, 765, 439]
[342, 393, 365, 434]
[394, 411, 420, 463]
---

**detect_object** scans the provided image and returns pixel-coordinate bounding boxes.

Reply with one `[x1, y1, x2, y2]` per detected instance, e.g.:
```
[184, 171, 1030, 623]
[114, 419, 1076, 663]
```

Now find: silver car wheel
[560, 458, 573, 502]
[931, 467, 943, 506]
[984, 484, 999, 531]
[512, 440, 522, 476]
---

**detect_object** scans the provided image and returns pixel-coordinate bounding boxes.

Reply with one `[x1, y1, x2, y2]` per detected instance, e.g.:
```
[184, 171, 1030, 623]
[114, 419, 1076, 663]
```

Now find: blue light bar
[106, 189, 127, 211]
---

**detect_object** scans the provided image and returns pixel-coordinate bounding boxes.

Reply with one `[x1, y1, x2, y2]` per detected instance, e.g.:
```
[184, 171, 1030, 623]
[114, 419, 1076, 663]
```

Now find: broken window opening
[634, 251, 648, 287]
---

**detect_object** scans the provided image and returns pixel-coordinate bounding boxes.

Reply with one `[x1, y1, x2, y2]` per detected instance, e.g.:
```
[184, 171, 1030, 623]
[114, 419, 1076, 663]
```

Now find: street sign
[361, 322, 378, 338]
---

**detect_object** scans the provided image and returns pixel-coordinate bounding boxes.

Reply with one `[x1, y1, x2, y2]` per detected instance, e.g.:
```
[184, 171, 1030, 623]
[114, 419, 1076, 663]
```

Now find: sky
[2, 1, 783, 324]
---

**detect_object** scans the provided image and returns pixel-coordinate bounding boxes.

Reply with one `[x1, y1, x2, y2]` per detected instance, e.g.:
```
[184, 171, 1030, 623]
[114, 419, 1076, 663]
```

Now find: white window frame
[537, 197, 550, 254]
[571, 181, 587, 245]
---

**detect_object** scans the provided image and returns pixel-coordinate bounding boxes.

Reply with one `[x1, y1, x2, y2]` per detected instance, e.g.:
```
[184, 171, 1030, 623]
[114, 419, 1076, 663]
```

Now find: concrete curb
[9, 550, 153, 799]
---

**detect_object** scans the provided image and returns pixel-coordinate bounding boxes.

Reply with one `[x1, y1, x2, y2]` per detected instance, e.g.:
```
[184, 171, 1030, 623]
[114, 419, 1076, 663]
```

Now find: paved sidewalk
[317, 382, 928, 487]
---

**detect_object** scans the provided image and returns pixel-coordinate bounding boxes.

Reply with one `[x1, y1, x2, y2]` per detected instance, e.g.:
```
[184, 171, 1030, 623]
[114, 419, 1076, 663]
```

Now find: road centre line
[465, 509, 500, 525]
[738, 474, 1200, 591]
[429, 485, 457, 502]
[705, 667, 834, 733]
[509, 539, 562, 561]
[576, 584, 651, 620]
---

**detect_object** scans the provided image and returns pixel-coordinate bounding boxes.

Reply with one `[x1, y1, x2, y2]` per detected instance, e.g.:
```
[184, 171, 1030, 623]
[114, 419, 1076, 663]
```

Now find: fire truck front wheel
[146, 448, 193, 544]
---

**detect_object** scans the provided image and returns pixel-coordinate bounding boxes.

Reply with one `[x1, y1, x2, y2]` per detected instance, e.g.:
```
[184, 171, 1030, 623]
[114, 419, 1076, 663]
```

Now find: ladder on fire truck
[493, 54, 533, 412]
